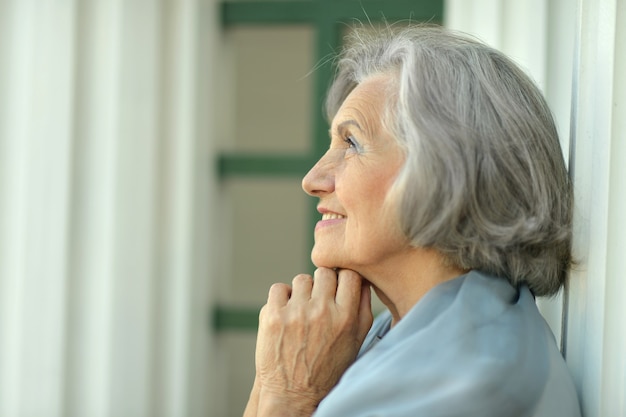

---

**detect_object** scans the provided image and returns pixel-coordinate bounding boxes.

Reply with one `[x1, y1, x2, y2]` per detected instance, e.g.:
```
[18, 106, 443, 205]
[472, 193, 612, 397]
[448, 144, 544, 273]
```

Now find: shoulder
[315, 271, 580, 417]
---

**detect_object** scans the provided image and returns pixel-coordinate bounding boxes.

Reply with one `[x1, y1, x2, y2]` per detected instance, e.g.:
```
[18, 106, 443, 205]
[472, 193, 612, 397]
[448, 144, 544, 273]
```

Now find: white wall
[446, 1, 626, 416]
[0, 1, 219, 416]
[566, 0, 626, 415]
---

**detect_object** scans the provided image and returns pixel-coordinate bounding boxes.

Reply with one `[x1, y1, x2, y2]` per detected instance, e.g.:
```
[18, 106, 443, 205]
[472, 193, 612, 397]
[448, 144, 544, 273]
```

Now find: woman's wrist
[257, 388, 318, 417]
[243, 377, 262, 417]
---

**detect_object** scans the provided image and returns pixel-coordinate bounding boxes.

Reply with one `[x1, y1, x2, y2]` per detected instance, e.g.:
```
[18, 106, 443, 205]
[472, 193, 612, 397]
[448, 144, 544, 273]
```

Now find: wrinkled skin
[244, 268, 373, 416]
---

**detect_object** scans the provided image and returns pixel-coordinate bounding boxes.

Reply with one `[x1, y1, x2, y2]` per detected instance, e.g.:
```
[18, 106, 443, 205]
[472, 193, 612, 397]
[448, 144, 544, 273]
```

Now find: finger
[267, 282, 291, 306]
[357, 282, 374, 341]
[335, 269, 363, 311]
[311, 267, 338, 300]
[290, 274, 313, 302]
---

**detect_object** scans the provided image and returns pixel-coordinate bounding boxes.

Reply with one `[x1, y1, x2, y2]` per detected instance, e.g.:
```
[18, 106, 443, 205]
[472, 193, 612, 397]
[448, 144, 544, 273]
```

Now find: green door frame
[215, 0, 444, 331]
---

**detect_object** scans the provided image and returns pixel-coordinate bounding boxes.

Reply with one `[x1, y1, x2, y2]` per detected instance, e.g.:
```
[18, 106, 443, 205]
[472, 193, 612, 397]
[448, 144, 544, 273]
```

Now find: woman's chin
[310, 256, 331, 269]
[310, 249, 339, 269]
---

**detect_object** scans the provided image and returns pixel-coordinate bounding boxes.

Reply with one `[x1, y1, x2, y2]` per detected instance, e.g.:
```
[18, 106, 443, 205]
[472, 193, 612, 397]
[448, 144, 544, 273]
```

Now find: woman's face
[302, 75, 408, 272]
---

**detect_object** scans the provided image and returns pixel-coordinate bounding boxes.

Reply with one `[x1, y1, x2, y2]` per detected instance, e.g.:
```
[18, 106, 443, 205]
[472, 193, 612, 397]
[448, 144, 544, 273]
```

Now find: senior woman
[244, 25, 581, 416]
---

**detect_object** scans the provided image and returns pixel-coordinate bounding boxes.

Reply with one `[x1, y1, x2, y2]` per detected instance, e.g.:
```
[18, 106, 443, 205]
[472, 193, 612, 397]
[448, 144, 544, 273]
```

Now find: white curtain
[447, 1, 626, 416]
[0, 1, 219, 416]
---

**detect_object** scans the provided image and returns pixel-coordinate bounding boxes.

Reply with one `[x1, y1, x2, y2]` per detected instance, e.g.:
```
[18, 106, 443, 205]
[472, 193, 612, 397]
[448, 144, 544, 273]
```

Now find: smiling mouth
[322, 213, 346, 220]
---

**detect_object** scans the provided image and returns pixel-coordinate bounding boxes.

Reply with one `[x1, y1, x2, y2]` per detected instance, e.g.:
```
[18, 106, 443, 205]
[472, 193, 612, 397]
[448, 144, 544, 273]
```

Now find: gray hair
[326, 25, 573, 296]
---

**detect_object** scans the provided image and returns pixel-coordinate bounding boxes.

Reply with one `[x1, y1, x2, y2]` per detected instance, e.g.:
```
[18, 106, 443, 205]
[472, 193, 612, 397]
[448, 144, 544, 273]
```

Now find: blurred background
[0, 0, 623, 416]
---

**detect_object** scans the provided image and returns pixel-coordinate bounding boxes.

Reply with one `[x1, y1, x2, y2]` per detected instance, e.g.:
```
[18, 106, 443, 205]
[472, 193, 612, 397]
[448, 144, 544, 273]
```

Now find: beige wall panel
[217, 332, 257, 417]
[221, 25, 314, 153]
[219, 177, 310, 306]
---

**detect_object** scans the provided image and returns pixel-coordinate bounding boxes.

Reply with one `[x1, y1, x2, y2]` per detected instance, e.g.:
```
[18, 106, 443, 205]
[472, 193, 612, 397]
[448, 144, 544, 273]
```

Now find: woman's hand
[249, 267, 373, 417]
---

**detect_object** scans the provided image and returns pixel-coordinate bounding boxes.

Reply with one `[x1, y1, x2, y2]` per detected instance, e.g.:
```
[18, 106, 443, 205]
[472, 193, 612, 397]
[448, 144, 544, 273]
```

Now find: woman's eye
[344, 136, 357, 148]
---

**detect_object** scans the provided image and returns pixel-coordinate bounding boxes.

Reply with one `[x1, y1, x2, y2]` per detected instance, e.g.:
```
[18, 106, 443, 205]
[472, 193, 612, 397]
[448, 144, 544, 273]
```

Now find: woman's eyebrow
[338, 119, 364, 132]
[328, 119, 365, 137]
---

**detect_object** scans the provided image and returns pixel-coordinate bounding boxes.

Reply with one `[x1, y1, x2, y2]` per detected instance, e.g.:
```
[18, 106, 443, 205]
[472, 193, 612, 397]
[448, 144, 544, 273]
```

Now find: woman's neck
[360, 247, 468, 326]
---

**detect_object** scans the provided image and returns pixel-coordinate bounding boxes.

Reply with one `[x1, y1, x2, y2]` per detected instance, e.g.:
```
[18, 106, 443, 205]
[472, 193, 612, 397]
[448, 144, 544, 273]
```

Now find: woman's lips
[316, 213, 346, 230]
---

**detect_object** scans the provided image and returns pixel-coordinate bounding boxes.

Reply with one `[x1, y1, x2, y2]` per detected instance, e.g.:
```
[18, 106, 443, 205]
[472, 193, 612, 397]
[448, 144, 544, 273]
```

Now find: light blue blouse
[314, 271, 581, 417]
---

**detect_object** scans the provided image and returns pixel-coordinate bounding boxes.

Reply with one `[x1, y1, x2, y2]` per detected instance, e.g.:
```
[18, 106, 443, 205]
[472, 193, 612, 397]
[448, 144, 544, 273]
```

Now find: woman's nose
[302, 152, 335, 197]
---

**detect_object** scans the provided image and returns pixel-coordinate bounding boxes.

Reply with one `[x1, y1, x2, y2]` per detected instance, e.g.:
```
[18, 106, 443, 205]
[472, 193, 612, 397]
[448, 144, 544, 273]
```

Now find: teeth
[322, 213, 346, 220]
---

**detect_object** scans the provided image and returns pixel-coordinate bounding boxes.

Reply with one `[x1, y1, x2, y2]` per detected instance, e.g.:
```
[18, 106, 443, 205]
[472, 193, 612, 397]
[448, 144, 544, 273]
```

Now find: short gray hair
[326, 25, 573, 296]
